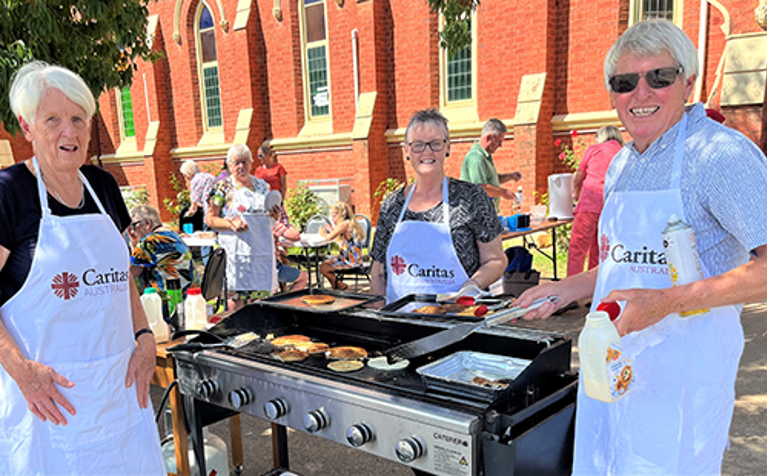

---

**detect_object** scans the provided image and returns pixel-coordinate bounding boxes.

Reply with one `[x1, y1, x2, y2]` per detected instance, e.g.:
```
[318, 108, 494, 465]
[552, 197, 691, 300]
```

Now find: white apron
[218, 182, 276, 293]
[385, 178, 470, 303]
[573, 114, 743, 475]
[0, 158, 164, 475]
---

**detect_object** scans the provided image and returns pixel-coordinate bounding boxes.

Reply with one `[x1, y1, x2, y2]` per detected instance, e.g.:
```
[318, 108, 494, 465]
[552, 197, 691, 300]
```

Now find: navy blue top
[0, 162, 131, 306]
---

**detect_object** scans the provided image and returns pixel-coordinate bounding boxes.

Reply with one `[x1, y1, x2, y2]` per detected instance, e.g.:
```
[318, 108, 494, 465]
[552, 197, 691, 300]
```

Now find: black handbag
[502, 270, 540, 297]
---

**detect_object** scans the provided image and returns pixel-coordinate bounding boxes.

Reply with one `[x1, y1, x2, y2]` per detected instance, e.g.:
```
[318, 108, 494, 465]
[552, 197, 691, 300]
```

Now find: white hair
[180, 160, 200, 178]
[9, 61, 96, 126]
[226, 143, 253, 166]
[603, 20, 698, 91]
[130, 205, 162, 227]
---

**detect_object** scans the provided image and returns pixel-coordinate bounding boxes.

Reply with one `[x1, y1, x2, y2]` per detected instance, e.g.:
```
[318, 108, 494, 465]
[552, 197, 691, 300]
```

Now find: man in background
[460, 118, 522, 210]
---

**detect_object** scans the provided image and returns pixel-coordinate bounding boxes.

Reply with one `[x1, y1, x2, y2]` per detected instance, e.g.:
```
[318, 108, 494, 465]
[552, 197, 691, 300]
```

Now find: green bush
[163, 172, 190, 230]
[285, 185, 322, 232]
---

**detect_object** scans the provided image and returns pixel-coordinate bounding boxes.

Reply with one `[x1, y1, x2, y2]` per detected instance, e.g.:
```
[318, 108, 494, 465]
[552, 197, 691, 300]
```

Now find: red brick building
[2, 0, 766, 221]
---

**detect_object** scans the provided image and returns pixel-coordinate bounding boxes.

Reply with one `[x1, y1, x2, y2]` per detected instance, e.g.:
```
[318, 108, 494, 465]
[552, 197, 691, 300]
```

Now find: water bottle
[166, 277, 183, 322]
[578, 311, 635, 403]
[185, 287, 208, 331]
[140, 288, 168, 342]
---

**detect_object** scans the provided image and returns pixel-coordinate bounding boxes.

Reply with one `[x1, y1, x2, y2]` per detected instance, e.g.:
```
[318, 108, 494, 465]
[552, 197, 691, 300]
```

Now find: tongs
[435, 285, 491, 304]
[384, 296, 559, 362]
[167, 331, 260, 352]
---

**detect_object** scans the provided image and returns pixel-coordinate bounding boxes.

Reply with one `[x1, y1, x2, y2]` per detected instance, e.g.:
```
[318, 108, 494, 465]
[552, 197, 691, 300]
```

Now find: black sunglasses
[609, 66, 683, 94]
[129, 220, 143, 231]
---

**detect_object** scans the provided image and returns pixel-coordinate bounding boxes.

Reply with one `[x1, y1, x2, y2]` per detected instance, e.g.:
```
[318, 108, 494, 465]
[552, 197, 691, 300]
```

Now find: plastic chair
[201, 247, 227, 311]
[333, 214, 373, 292]
[304, 214, 332, 234]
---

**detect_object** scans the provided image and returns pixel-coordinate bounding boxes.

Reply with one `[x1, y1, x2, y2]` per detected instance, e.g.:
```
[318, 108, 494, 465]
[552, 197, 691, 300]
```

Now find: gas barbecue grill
[173, 293, 577, 476]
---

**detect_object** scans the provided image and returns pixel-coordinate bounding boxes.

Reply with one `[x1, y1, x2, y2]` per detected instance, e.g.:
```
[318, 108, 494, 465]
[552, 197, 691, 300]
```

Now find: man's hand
[124, 335, 156, 409]
[602, 288, 676, 337]
[14, 359, 75, 425]
[502, 188, 517, 201]
[516, 281, 570, 320]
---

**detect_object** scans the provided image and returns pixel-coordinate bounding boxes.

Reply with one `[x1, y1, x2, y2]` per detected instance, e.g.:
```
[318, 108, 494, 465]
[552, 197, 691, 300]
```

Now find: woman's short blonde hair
[130, 205, 162, 228]
[9, 61, 96, 126]
[180, 160, 200, 178]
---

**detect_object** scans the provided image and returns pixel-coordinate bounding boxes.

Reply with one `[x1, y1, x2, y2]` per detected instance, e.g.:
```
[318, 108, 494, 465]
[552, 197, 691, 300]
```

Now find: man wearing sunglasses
[518, 19, 767, 475]
[460, 118, 522, 211]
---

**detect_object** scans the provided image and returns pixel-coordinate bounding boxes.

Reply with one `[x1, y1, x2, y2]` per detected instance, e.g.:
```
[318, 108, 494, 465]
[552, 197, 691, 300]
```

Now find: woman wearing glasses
[370, 109, 507, 303]
[0, 62, 164, 473]
[518, 20, 767, 474]
[127, 205, 199, 298]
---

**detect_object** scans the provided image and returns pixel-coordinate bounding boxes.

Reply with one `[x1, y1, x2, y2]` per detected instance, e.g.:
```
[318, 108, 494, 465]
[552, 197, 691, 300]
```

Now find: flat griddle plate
[256, 289, 382, 313]
[379, 293, 508, 321]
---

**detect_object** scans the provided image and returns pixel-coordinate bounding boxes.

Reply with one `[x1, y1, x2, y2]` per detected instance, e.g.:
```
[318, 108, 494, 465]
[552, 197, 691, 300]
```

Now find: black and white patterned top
[371, 177, 503, 278]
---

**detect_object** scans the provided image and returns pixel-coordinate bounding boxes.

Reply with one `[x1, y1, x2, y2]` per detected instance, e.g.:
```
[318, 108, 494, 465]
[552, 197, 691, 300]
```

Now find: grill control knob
[346, 423, 374, 447]
[197, 379, 217, 399]
[228, 388, 251, 409]
[303, 410, 329, 433]
[264, 399, 289, 420]
[395, 437, 426, 463]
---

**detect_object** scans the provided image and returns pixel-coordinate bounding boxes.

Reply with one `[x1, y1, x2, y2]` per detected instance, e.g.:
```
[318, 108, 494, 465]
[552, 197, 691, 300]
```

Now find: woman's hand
[124, 334, 156, 409]
[230, 216, 248, 232]
[13, 359, 76, 425]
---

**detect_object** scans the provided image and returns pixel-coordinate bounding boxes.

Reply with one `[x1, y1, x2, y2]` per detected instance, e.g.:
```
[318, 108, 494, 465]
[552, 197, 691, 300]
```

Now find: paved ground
[153, 294, 767, 475]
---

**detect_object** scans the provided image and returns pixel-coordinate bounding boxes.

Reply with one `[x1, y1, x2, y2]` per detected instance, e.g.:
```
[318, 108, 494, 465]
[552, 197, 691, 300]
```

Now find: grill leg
[271, 422, 289, 469]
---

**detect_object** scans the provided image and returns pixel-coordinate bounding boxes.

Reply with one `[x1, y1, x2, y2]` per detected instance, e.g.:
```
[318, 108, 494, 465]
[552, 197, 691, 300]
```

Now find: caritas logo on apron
[390, 255, 457, 282]
[599, 234, 669, 276]
[50, 267, 130, 300]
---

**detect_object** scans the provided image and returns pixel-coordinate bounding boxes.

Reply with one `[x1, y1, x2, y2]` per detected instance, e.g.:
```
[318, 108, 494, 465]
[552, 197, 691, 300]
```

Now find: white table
[281, 234, 331, 289]
[181, 234, 217, 248]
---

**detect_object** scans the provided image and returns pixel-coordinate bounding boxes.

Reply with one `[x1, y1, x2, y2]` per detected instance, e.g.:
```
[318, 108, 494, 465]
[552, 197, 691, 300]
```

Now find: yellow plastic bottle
[578, 311, 635, 403]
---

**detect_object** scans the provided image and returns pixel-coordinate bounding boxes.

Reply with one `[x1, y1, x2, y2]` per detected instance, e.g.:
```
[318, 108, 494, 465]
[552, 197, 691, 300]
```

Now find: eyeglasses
[129, 220, 143, 231]
[608, 66, 683, 94]
[408, 139, 447, 154]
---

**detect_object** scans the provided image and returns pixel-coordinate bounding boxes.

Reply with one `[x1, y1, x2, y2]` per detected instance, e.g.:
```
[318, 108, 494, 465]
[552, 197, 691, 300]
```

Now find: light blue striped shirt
[605, 103, 767, 277]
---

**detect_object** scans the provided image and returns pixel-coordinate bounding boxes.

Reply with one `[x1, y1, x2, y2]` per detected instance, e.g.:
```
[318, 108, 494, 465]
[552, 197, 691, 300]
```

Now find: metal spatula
[384, 296, 559, 362]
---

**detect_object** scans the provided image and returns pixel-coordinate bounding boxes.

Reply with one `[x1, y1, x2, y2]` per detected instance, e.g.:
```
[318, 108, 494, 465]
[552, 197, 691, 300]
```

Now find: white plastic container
[161, 429, 229, 475]
[140, 288, 168, 342]
[185, 287, 208, 331]
[578, 311, 635, 403]
[547, 173, 574, 219]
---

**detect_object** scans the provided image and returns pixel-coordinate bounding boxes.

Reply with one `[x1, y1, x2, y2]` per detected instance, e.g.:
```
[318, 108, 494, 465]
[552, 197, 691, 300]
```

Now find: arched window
[195, 2, 223, 131]
[300, 0, 331, 121]
[439, 12, 478, 124]
[118, 87, 136, 140]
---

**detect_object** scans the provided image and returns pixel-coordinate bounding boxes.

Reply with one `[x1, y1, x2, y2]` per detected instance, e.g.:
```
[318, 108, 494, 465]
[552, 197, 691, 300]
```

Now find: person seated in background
[272, 207, 308, 292]
[255, 142, 288, 195]
[567, 125, 624, 277]
[128, 205, 199, 296]
[318, 201, 365, 290]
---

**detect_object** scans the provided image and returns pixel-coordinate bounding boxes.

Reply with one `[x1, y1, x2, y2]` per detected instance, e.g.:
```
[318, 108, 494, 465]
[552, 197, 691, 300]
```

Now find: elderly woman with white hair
[519, 20, 767, 474]
[0, 62, 164, 473]
[180, 159, 215, 221]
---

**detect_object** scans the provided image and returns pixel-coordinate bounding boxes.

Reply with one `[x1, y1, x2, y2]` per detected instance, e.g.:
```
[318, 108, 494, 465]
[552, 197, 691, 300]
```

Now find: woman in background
[318, 202, 365, 290]
[567, 125, 624, 276]
[254, 142, 288, 196]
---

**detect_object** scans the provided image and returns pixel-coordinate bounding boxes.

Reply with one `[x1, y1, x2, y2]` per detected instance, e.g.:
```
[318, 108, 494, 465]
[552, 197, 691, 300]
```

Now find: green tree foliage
[428, 0, 480, 54]
[0, 0, 159, 134]
[286, 185, 323, 232]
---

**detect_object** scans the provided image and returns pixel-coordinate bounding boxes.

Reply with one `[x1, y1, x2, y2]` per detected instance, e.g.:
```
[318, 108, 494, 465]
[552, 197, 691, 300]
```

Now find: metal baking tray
[416, 351, 532, 401]
[378, 294, 508, 321]
[255, 289, 382, 314]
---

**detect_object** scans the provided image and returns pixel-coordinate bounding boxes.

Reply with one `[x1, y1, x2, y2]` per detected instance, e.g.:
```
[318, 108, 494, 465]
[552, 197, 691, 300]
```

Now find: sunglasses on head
[609, 66, 683, 94]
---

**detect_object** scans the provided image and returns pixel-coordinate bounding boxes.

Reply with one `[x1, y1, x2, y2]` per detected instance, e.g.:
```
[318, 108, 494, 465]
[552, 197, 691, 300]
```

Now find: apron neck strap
[397, 176, 450, 225]
[31, 157, 108, 215]
[669, 112, 688, 190]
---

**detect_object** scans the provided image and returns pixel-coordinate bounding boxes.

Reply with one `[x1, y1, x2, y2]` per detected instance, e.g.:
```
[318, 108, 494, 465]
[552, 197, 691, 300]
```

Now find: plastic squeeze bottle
[578, 310, 635, 403]
[185, 287, 208, 331]
[166, 277, 183, 321]
[140, 288, 168, 342]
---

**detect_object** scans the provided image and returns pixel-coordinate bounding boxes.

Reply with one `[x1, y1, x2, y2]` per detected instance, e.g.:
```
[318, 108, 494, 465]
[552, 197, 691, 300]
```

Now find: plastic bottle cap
[143, 288, 158, 294]
[596, 302, 621, 321]
[187, 287, 202, 295]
